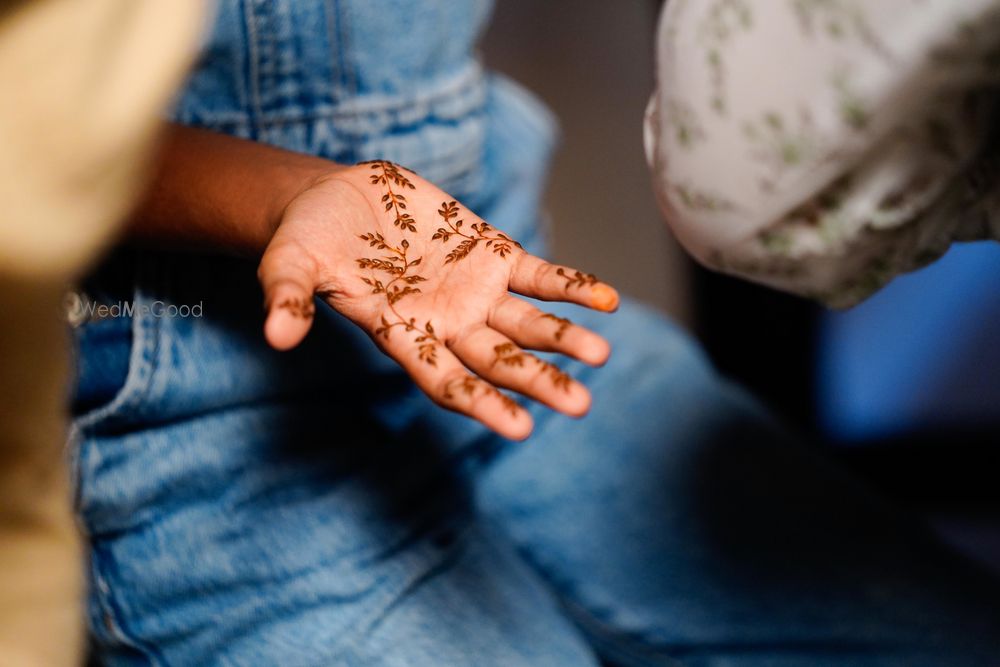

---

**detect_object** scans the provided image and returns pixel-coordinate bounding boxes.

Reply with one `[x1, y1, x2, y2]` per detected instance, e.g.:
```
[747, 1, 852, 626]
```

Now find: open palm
[259, 161, 619, 439]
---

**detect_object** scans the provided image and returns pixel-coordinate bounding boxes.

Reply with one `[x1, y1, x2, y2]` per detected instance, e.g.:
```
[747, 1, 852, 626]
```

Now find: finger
[449, 324, 592, 418]
[509, 254, 620, 313]
[375, 323, 533, 440]
[488, 295, 611, 366]
[258, 244, 318, 351]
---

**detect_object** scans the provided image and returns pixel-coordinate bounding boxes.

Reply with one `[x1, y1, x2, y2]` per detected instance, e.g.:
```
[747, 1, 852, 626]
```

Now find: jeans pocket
[70, 252, 163, 520]
[72, 313, 133, 417]
[72, 292, 160, 432]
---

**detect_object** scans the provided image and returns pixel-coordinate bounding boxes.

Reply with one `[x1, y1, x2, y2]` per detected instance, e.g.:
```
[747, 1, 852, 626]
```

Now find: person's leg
[73, 251, 598, 666]
[476, 298, 1000, 667]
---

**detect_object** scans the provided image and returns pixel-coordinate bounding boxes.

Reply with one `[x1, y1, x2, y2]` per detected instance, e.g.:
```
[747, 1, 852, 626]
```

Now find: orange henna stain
[591, 284, 619, 312]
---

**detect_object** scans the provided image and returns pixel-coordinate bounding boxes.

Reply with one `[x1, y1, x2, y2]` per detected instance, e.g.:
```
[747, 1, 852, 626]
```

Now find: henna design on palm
[432, 201, 522, 263]
[357, 162, 440, 366]
[262, 157, 617, 440]
[361, 160, 417, 232]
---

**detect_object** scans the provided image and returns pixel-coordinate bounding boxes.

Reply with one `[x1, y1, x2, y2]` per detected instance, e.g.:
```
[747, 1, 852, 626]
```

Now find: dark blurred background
[484, 0, 1000, 573]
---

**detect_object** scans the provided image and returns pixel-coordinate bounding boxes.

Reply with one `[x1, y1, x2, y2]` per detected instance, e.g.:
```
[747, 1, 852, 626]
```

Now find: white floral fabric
[646, 0, 1000, 306]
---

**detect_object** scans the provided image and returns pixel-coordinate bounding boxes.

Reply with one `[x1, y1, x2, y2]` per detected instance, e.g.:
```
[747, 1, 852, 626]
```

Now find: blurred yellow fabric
[0, 1, 203, 664]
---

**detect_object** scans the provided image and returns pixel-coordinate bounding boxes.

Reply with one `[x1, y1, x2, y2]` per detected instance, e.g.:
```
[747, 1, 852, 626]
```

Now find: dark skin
[129, 124, 620, 440]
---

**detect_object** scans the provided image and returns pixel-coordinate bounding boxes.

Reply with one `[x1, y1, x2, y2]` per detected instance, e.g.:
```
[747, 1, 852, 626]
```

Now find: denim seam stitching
[181, 61, 486, 127]
[72, 279, 161, 433]
[89, 541, 167, 666]
[243, 0, 264, 138]
[73, 257, 165, 657]
[334, 0, 360, 163]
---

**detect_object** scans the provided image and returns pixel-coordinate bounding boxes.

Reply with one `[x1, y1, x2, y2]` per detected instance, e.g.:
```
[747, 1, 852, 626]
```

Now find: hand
[258, 161, 619, 440]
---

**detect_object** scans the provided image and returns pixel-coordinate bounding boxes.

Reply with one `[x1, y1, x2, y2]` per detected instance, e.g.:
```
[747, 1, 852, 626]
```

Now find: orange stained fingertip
[591, 284, 620, 312]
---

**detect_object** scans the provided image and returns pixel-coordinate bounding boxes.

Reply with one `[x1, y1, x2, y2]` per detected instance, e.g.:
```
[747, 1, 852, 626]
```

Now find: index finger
[509, 254, 620, 313]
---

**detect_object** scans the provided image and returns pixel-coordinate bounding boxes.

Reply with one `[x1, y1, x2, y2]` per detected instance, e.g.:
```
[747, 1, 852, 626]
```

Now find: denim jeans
[72, 1, 1000, 664]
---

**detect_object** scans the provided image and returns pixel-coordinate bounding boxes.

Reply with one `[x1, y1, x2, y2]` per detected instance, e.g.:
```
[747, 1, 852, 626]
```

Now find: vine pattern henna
[357, 161, 440, 366]
[276, 297, 316, 319]
[361, 160, 417, 231]
[443, 375, 521, 417]
[492, 343, 573, 393]
[353, 161, 589, 399]
[538, 359, 573, 392]
[492, 342, 528, 369]
[556, 268, 599, 291]
[540, 313, 571, 342]
[432, 201, 522, 263]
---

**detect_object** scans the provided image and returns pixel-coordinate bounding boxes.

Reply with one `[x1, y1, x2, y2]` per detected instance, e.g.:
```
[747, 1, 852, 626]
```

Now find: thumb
[258, 242, 319, 350]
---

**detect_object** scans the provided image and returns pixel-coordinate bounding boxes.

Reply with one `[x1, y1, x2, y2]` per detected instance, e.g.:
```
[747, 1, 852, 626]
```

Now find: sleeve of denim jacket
[645, 0, 1000, 307]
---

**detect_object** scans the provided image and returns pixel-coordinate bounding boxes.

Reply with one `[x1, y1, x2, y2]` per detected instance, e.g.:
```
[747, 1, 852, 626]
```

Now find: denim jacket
[171, 0, 557, 248]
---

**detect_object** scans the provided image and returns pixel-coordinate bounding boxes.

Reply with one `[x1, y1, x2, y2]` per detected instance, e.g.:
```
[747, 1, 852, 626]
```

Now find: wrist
[129, 125, 355, 256]
[264, 156, 345, 241]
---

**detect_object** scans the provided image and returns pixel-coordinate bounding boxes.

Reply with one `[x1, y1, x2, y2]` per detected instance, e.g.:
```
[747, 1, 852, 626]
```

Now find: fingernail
[591, 285, 619, 312]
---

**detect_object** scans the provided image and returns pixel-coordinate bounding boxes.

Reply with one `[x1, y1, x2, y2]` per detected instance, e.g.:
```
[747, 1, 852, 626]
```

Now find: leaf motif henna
[442, 376, 521, 417]
[492, 342, 527, 368]
[492, 342, 572, 393]
[356, 257, 404, 275]
[362, 160, 418, 232]
[432, 201, 522, 263]
[374, 315, 400, 339]
[540, 313, 571, 342]
[359, 160, 416, 190]
[418, 342, 438, 366]
[493, 389, 522, 417]
[443, 376, 480, 401]
[416, 320, 438, 366]
[359, 232, 393, 250]
[473, 222, 517, 259]
[556, 268, 598, 291]
[536, 359, 572, 392]
[387, 285, 421, 305]
[275, 297, 316, 319]
[438, 200, 460, 225]
[354, 162, 441, 365]
[445, 238, 478, 264]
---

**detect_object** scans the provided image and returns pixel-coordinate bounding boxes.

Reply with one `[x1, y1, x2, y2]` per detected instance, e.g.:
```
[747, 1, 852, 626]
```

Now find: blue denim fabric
[72, 1, 1000, 665]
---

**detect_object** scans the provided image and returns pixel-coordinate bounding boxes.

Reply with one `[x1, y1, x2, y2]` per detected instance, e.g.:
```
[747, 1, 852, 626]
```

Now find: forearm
[128, 124, 342, 255]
